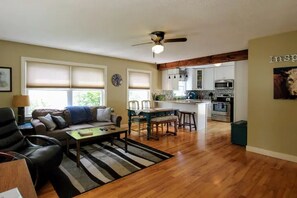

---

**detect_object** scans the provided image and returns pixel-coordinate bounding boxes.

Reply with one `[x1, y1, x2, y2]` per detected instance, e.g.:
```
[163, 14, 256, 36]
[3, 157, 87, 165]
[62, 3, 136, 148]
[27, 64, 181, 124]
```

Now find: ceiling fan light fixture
[152, 44, 164, 54]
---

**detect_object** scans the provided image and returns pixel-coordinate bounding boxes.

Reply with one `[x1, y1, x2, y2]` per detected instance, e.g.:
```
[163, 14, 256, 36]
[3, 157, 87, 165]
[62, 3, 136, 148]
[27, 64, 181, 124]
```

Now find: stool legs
[192, 113, 197, 131]
[179, 112, 197, 132]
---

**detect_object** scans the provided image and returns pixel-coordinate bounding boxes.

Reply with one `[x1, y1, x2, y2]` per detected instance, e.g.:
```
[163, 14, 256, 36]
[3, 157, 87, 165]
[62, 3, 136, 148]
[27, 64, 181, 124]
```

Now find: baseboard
[246, 146, 297, 163]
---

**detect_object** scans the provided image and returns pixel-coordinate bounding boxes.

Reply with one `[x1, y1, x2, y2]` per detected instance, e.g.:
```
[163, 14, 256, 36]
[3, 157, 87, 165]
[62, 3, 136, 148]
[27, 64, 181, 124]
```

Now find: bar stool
[179, 111, 197, 131]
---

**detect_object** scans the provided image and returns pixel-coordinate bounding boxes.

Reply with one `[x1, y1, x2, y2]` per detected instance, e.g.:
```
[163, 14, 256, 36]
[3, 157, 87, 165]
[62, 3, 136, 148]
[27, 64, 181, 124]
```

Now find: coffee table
[66, 126, 127, 167]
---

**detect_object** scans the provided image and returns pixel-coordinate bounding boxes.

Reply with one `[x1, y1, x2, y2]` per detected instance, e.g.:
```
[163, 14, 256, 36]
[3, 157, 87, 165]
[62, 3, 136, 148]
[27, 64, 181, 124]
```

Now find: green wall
[0, 40, 160, 123]
[248, 30, 297, 157]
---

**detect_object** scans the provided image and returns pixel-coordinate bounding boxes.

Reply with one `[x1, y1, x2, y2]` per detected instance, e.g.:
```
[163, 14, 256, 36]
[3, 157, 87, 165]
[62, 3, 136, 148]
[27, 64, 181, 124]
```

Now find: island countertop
[154, 99, 211, 104]
[154, 100, 209, 131]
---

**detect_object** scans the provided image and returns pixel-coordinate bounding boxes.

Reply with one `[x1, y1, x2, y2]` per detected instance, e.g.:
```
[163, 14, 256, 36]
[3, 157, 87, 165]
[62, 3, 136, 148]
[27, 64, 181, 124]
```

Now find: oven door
[211, 102, 231, 122]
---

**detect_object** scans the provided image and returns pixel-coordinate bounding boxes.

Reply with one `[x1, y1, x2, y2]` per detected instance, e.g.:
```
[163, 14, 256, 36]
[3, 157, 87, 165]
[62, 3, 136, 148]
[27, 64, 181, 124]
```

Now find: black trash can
[231, 120, 247, 146]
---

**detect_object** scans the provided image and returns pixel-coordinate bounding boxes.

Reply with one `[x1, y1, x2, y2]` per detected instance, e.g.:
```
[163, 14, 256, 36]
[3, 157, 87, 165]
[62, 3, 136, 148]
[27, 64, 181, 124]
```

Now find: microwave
[214, 79, 234, 89]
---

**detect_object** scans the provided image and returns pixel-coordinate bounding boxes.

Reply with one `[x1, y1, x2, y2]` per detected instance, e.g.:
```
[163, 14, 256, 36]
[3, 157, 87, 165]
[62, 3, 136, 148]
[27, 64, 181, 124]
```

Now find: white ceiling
[0, 0, 296, 64]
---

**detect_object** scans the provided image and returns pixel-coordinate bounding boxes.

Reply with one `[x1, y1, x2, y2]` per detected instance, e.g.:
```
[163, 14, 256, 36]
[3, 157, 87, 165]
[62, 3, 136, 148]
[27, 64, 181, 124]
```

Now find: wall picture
[274, 66, 297, 99]
[0, 67, 12, 92]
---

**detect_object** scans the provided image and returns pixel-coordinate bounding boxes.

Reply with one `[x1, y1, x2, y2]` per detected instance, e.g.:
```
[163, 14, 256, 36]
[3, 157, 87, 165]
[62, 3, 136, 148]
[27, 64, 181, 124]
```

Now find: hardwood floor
[38, 121, 297, 198]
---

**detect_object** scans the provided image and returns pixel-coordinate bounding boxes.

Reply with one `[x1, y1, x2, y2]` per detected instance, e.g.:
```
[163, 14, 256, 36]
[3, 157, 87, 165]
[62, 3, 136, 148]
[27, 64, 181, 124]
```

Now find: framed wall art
[0, 67, 12, 92]
[274, 66, 297, 99]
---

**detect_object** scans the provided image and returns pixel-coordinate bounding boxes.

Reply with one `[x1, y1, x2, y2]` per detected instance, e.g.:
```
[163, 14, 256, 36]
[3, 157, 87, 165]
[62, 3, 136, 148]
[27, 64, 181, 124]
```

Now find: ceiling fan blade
[132, 41, 153, 47]
[164, 38, 187, 43]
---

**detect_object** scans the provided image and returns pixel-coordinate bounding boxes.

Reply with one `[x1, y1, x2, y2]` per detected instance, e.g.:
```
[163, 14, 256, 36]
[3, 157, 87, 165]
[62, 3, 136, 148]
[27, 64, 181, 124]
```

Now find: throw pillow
[97, 107, 111, 122]
[38, 113, 56, 131]
[51, 115, 68, 129]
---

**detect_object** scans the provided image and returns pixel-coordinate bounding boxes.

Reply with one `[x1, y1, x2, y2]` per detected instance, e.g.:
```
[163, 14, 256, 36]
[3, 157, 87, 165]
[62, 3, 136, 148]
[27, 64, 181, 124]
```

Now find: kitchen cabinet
[196, 69, 203, 89]
[214, 65, 234, 80]
[186, 69, 203, 90]
[186, 68, 214, 90]
[203, 68, 214, 90]
[162, 69, 179, 90]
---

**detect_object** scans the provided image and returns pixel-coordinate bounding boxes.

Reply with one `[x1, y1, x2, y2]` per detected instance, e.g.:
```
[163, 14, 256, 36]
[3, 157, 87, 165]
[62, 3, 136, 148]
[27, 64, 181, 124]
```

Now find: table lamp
[12, 95, 30, 125]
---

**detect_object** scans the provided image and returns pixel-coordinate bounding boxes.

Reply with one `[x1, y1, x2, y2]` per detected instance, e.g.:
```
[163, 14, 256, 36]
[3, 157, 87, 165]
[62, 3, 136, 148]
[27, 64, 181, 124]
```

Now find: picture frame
[273, 66, 297, 99]
[0, 67, 12, 92]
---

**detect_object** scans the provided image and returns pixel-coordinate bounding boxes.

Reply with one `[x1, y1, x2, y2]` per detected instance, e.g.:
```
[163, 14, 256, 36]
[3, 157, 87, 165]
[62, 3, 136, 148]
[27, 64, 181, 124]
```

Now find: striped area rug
[50, 139, 173, 198]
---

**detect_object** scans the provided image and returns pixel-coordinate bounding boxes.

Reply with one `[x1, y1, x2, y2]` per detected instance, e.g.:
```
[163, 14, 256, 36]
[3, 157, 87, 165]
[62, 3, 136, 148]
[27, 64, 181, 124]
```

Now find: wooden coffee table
[66, 126, 127, 167]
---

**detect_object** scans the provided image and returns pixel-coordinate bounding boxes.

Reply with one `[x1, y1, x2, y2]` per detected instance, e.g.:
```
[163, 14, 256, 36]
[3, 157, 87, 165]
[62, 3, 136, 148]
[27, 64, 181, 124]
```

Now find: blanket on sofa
[66, 106, 92, 124]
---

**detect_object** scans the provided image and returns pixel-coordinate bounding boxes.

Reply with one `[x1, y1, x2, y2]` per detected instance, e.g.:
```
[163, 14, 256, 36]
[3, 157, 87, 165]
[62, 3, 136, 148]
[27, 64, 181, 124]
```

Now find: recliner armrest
[111, 113, 122, 127]
[26, 135, 62, 147]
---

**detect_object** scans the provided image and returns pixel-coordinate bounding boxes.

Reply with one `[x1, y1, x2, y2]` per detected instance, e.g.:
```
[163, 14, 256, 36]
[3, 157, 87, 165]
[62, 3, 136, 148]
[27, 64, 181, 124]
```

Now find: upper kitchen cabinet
[162, 69, 179, 90]
[203, 68, 214, 90]
[214, 65, 234, 80]
[186, 68, 214, 90]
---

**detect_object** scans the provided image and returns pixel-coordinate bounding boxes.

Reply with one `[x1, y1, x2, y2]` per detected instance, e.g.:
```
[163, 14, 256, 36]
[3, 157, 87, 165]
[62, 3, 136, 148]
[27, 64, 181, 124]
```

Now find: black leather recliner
[0, 107, 63, 189]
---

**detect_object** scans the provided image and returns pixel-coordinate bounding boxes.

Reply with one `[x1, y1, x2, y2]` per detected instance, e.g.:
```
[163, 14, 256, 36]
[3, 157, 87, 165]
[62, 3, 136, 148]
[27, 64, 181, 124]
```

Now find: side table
[18, 122, 35, 136]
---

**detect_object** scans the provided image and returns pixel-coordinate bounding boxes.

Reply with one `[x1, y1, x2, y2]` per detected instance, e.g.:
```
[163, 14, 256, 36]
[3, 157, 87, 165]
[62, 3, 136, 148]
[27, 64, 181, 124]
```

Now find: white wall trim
[246, 146, 297, 163]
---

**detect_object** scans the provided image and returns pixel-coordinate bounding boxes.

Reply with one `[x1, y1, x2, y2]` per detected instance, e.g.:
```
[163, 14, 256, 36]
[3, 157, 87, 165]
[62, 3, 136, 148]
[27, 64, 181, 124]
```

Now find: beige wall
[0, 40, 160, 123]
[248, 30, 297, 157]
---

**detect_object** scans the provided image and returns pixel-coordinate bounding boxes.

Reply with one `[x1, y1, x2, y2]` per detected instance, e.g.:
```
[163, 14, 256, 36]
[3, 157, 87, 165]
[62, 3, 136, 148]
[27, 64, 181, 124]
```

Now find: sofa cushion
[69, 124, 94, 130]
[97, 107, 111, 122]
[47, 127, 71, 140]
[38, 113, 56, 131]
[66, 106, 92, 124]
[51, 115, 68, 129]
[89, 122, 114, 127]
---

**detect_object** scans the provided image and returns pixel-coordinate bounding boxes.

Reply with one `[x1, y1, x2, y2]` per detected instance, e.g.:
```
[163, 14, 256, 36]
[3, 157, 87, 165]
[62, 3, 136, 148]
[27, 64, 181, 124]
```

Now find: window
[127, 69, 151, 108]
[173, 81, 186, 96]
[22, 57, 106, 116]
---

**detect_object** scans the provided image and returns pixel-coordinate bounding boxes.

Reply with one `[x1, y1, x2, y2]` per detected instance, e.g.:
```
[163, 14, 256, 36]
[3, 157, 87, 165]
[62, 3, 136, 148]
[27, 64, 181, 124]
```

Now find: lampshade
[12, 95, 30, 107]
[152, 44, 164, 54]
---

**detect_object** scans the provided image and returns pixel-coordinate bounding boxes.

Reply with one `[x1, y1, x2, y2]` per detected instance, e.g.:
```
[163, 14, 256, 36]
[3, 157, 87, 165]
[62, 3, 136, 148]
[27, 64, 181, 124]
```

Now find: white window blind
[72, 66, 105, 88]
[26, 62, 105, 89]
[27, 62, 70, 88]
[128, 71, 150, 89]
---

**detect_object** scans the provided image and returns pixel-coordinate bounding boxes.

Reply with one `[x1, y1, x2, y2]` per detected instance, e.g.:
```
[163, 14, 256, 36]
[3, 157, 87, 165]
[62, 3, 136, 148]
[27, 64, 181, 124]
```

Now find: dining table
[127, 107, 179, 140]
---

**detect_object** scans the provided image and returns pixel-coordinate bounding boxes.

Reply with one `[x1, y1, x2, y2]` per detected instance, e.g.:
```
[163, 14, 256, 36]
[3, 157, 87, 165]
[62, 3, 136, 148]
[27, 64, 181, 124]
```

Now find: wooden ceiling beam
[157, 49, 248, 70]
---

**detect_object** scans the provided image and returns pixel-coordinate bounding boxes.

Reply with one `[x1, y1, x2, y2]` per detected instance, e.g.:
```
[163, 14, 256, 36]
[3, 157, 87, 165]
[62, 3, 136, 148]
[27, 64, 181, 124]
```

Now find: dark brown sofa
[31, 106, 122, 144]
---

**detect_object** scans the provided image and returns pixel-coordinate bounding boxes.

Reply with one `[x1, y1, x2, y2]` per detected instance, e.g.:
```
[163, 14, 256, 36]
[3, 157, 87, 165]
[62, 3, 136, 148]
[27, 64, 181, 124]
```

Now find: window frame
[21, 57, 107, 117]
[127, 68, 152, 108]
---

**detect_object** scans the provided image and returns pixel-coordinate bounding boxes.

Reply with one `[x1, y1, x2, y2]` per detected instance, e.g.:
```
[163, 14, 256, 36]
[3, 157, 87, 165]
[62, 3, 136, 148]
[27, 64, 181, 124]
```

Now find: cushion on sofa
[51, 115, 68, 129]
[38, 113, 56, 131]
[66, 106, 92, 124]
[97, 107, 111, 122]
[89, 106, 106, 121]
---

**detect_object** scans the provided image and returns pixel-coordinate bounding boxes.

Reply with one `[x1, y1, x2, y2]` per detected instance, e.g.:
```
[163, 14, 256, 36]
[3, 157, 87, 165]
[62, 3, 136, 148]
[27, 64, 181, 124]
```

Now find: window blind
[26, 62, 70, 88]
[26, 62, 105, 89]
[128, 71, 150, 89]
[72, 66, 105, 89]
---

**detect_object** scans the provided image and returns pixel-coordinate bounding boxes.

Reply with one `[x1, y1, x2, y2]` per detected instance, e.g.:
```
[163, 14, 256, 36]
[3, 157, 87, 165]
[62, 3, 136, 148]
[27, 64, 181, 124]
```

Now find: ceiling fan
[132, 31, 187, 55]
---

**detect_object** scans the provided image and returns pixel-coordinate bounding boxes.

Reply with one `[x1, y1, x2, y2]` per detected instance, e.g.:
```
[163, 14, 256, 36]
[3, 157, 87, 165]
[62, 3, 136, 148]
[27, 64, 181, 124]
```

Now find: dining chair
[128, 100, 147, 136]
[141, 100, 151, 109]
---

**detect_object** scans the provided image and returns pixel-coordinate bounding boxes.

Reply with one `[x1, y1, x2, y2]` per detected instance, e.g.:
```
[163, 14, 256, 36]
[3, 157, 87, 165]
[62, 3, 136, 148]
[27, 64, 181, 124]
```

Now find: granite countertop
[154, 99, 211, 104]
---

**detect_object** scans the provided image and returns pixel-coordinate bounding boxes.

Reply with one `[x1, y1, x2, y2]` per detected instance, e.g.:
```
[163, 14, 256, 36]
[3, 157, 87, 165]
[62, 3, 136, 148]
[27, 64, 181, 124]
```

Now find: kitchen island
[154, 100, 209, 131]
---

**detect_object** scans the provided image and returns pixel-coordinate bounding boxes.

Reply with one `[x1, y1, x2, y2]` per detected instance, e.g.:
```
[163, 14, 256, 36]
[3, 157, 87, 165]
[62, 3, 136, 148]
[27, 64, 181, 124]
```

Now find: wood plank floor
[38, 121, 297, 198]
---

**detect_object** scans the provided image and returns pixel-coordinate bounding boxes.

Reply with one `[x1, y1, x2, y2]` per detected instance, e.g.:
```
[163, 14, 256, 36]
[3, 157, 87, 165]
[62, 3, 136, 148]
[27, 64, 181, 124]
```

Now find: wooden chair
[150, 115, 178, 140]
[141, 100, 151, 109]
[128, 100, 147, 136]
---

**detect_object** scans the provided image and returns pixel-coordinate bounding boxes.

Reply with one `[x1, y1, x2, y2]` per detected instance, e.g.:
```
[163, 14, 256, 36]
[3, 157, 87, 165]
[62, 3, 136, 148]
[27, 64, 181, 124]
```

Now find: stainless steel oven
[211, 101, 231, 122]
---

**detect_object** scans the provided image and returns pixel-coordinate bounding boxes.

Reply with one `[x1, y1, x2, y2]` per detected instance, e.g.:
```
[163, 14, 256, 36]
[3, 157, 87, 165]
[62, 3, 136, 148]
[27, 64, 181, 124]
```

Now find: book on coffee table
[78, 131, 93, 136]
